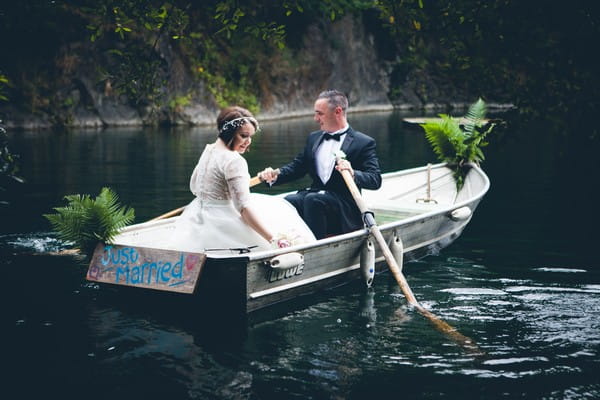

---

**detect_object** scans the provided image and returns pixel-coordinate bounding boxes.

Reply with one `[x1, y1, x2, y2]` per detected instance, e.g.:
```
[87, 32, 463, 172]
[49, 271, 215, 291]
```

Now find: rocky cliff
[0, 15, 507, 130]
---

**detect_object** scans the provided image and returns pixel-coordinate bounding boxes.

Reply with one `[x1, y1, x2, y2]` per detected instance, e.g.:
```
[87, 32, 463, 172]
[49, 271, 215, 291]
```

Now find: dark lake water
[2, 110, 599, 399]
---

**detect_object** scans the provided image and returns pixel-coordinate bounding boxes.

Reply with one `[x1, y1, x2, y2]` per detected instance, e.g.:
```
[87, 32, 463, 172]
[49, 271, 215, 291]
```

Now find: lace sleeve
[225, 155, 251, 212]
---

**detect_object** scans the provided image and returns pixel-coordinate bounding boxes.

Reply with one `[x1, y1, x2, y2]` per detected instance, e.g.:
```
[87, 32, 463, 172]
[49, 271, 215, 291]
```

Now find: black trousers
[284, 190, 343, 239]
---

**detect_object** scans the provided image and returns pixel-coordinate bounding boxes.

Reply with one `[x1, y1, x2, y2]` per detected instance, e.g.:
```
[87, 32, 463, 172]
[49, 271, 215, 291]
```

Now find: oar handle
[249, 175, 262, 186]
[149, 173, 267, 222]
[150, 206, 186, 221]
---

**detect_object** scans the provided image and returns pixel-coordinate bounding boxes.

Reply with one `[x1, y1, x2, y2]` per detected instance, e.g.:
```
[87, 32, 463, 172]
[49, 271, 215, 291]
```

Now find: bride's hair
[217, 106, 259, 149]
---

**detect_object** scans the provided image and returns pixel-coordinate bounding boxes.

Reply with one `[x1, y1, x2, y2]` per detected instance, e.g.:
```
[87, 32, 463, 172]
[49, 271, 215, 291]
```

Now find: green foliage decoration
[44, 187, 135, 257]
[420, 98, 496, 190]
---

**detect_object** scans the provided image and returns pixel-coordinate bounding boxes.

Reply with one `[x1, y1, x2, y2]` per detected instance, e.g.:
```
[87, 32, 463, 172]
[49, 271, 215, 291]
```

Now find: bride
[169, 106, 316, 252]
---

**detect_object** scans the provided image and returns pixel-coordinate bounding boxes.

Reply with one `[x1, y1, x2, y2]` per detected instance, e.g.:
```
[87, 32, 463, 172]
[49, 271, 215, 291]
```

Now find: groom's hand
[335, 159, 354, 177]
[258, 167, 280, 184]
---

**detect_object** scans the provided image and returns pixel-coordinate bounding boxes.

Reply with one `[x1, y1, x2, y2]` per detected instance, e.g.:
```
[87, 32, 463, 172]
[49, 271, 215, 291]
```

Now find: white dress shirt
[315, 125, 349, 184]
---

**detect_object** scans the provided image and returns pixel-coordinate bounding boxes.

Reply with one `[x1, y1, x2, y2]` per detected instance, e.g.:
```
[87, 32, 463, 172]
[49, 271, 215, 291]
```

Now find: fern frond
[94, 187, 119, 240]
[420, 98, 497, 192]
[44, 187, 135, 257]
[463, 98, 486, 137]
[420, 115, 460, 162]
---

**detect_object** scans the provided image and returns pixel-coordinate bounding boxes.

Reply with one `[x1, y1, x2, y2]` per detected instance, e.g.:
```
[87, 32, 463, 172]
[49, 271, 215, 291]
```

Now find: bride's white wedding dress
[168, 143, 315, 252]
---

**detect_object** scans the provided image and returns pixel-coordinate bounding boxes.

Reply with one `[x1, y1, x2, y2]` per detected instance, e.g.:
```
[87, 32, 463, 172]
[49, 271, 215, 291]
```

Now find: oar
[336, 157, 481, 353]
[149, 174, 268, 222]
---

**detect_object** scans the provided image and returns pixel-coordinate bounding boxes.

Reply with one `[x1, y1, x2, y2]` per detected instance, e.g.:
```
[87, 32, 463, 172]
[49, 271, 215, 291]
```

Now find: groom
[258, 89, 382, 239]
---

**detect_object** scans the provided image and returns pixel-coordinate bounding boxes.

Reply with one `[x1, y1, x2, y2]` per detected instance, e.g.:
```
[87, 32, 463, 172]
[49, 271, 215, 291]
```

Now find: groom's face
[313, 98, 338, 132]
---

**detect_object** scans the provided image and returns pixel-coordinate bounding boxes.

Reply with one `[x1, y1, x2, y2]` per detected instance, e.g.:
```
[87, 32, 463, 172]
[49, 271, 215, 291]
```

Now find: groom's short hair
[317, 90, 348, 115]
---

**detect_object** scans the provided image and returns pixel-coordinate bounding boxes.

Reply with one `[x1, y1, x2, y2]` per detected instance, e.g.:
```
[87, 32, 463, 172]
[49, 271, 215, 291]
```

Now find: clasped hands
[258, 167, 279, 184]
[258, 158, 353, 184]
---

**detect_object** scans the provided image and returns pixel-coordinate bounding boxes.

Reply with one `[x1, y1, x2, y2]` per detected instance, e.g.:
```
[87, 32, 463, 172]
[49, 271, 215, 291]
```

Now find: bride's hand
[270, 237, 291, 248]
[277, 238, 291, 248]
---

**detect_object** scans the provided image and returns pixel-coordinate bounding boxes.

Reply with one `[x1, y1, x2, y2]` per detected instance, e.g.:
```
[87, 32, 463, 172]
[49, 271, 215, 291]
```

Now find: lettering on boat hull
[268, 263, 305, 282]
[87, 243, 205, 294]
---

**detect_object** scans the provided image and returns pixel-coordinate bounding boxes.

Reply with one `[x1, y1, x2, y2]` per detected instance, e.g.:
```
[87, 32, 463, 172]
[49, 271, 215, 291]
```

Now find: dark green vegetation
[0, 121, 23, 206]
[421, 98, 496, 189]
[0, 1, 599, 135]
[44, 187, 135, 257]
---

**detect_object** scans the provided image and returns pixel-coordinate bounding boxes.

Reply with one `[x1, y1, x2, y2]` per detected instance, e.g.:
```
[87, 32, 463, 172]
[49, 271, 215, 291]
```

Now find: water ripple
[1, 233, 68, 253]
[441, 287, 507, 295]
[483, 356, 550, 365]
[535, 267, 587, 273]
[506, 285, 600, 294]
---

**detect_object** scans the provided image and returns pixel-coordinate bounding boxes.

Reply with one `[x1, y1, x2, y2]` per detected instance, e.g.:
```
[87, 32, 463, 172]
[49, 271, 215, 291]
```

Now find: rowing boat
[86, 162, 489, 313]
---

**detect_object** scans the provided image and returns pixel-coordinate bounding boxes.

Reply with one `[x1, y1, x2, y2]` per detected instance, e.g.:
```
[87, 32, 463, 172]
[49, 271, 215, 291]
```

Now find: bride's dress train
[170, 193, 315, 252]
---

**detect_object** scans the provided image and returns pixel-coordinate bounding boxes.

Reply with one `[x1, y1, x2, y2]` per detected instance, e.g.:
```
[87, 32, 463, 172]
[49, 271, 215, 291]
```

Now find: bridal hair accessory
[220, 117, 260, 134]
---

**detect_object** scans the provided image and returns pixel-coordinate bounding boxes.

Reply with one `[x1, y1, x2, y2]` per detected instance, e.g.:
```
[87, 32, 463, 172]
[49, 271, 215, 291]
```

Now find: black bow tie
[323, 132, 345, 141]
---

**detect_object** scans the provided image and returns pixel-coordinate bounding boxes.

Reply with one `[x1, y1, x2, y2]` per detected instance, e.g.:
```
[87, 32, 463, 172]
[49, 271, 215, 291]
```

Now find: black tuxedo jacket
[274, 126, 382, 233]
